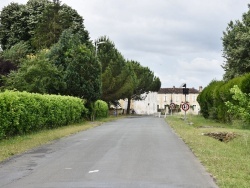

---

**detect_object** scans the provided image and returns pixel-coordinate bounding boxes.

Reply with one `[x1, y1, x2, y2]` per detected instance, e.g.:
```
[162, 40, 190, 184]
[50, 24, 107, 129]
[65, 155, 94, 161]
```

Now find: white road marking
[88, 170, 99, 173]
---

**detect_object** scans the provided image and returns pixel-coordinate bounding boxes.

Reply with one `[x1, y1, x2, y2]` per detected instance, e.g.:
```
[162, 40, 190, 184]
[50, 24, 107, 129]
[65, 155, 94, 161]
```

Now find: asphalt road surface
[0, 116, 218, 188]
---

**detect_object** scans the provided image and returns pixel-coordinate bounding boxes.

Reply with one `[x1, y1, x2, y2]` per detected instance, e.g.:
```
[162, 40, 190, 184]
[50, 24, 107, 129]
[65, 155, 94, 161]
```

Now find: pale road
[0, 116, 218, 188]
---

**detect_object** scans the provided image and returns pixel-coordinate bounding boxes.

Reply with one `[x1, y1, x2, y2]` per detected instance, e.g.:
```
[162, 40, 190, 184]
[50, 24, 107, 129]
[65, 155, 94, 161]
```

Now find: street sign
[181, 103, 190, 111]
[170, 103, 175, 109]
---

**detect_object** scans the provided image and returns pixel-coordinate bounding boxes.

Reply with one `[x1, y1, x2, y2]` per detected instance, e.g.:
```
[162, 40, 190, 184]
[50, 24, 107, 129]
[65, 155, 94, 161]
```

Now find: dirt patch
[203, 132, 238, 142]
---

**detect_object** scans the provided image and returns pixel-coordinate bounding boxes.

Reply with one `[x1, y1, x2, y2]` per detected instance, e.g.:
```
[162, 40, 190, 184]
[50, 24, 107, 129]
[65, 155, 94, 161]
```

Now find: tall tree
[125, 60, 161, 114]
[31, 1, 90, 50]
[96, 36, 135, 102]
[49, 29, 101, 101]
[222, 5, 250, 80]
[0, 0, 89, 51]
[0, 3, 29, 50]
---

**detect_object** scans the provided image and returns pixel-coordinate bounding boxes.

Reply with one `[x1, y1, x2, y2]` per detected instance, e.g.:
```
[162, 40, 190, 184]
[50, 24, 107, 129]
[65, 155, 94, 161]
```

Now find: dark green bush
[0, 90, 88, 139]
[241, 73, 250, 93]
[198, 73, 250, 123]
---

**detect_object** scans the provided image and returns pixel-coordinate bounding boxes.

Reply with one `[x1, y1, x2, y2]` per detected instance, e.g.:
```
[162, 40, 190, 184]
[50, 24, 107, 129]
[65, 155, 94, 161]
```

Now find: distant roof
[158, 87, 200, 94]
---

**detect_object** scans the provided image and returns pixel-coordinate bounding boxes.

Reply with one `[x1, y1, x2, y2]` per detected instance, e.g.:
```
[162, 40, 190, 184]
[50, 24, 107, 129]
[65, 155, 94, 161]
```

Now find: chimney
[199, 86, 203, 92]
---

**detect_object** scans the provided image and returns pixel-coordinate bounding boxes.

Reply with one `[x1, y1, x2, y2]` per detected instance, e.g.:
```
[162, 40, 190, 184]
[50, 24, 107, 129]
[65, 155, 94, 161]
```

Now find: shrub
[94, 100, 108, 119]
[198, 73, 250, 123]
[0, 90, 87, 139]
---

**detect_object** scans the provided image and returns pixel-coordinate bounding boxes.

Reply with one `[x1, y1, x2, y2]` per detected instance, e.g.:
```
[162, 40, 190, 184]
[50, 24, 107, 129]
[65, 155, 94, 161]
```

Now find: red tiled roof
[158, 87, 200, 94]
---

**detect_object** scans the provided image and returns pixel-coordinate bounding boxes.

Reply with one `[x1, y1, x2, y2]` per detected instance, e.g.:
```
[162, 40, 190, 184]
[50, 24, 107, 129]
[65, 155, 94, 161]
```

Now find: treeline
[198, 5, 250, 128]
[0, 0, 161, 116]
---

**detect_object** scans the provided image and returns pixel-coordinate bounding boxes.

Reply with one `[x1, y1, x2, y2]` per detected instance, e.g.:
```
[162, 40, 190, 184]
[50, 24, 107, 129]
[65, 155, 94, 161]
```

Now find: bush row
[197, 73, 250, 122]
[0, 90, 89, 139]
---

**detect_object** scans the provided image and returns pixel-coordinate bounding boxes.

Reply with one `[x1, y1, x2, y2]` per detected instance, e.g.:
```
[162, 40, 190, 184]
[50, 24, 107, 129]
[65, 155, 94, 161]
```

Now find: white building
[120, 86, 202, 115]
[157, 86, 202, 115]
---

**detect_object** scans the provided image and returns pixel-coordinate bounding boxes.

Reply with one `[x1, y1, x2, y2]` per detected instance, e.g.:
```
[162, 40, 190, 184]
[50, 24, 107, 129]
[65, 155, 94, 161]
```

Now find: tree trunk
[126, 97, 131, 115]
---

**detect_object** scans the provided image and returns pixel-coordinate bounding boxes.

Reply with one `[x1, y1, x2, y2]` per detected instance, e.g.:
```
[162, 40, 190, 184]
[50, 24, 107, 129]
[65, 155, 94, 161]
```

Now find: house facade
[120, 86, 202, 115]
[157, 86, 202, 115]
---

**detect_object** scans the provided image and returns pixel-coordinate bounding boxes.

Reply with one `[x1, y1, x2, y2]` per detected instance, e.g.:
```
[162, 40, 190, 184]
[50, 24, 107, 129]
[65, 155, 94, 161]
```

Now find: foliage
[0, 90, 87, 139]
[0, 2, 29, 50]
[0, 59, 17, 87]
[222, 5, 250, 80]
[0, 41, 30, 65]
[94, 100, 109, 119]
[124, 60, 161, 114]
[96, 36, 135, 102]
[0, 0, 89, 51]
[49, 29, 101, 102]
[198, 73, 250, 124]
[64, 44, 101, 101]
[128, 60, 161, 99]
[225, 85, 250, 126]
[2, 50, 66, 94]
[31, 1, 89, 50]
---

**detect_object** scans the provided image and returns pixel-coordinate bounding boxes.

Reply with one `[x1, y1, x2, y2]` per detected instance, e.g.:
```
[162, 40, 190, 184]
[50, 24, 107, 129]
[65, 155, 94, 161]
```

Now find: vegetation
[0, 90, 87, 139]
[166, 115, 250, 188]
[96, 36, 137, 103]
[3, 49, 66, 94]
[198, 5, 250, 127]
[0, 0, 89, 51]
[94, 100, 109, 119]
[222, 5, 250, 81]
[226, 85, 250, 125]
[124, 60, 161, 114]
[0, 0, 161, 120]
[197, 73, 250, 127]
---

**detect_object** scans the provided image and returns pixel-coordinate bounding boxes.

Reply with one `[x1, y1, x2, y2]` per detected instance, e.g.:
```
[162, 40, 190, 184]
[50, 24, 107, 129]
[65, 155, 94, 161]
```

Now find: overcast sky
[0, 0, 249, 89]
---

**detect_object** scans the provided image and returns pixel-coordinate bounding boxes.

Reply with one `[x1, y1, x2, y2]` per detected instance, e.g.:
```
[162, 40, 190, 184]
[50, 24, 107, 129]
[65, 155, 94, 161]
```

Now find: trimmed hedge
[94, 100, 108, 119]
[0, 90, 88, 139]
[197, 73, 250, 123]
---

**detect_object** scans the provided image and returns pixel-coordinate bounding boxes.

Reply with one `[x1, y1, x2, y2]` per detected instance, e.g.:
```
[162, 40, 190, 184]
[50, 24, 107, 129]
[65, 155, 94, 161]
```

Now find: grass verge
[166, 115, 250, 188]
[0, 116, 123, 162]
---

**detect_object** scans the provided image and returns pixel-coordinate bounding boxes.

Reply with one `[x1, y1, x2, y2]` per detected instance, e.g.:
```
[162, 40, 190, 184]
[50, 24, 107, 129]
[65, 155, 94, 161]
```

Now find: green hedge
[197, 73, 250, 123]
[0, 90, 88, 139]
[94, 100, 108, 119]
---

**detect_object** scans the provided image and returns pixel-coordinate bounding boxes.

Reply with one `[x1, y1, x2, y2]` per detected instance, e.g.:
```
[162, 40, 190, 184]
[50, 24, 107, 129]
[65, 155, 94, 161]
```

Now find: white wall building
[157, 86, 202, 115]
[120, 86, 202, 115]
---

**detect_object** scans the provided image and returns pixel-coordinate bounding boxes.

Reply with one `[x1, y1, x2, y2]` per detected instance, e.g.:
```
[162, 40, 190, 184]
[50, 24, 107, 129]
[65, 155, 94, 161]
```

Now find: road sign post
[181, 102, 190, 120]
[170, 103, 175, 116]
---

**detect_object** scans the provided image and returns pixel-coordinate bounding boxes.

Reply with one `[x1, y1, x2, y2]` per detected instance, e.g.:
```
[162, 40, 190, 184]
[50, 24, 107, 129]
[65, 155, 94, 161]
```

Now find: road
[0, 116, 218, 188]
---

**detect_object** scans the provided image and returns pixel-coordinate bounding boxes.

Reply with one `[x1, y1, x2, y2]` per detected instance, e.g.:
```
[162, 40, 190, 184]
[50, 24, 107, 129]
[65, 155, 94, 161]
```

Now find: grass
[0, 116, 123, 162]
[166, 115, 250, 188]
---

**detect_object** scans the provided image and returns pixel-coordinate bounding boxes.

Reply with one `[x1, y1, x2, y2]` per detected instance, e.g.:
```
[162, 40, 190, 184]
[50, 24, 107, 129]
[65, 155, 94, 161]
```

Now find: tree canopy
[125, 60, 161, 113]
[96, 36, 136, 102]
[3, 49, 65, 94]
[222, 5, 250, 80]
[0, 0, 161, 117]
[0, 0, 89, 51]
